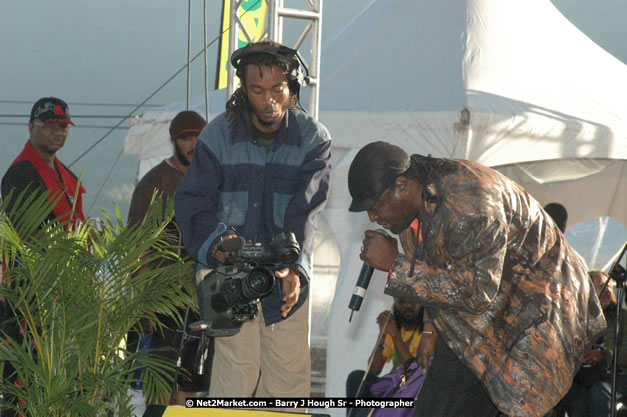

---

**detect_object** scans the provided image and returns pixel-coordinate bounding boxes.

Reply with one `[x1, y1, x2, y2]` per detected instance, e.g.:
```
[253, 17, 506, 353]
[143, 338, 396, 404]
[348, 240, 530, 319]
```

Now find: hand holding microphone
[360, 229, 399, 271]
[348, 229, 398, 322]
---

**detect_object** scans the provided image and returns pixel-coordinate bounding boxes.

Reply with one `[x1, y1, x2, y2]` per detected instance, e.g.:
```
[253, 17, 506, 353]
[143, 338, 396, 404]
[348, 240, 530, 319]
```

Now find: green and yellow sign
[216, 0, 267, 89]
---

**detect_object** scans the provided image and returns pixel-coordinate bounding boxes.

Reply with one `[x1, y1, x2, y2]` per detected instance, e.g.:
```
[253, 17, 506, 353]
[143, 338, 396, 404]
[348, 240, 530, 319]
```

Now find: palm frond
[0, 190, 196, 416]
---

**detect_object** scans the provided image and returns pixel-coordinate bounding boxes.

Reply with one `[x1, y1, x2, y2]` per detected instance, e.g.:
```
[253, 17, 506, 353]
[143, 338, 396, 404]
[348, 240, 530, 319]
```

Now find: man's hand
[360, 230, 399, 271]
[275, 267, 301, 318]
[211, 232, 238, 263]
[376, 310, 399, 338]
[417, 322, 436, 374]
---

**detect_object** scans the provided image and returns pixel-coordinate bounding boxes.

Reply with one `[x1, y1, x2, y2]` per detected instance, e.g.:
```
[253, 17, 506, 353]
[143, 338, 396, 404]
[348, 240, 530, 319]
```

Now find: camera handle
[168, 306, 191, 404]
[195, 331, 210, 375]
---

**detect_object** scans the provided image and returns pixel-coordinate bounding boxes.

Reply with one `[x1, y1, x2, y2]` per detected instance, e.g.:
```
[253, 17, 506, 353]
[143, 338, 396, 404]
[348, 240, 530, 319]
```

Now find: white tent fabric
[319, 0, 627, 222]
[124, 91, 226, 179]
[317, 0, 627, 404]
[123, 0, 627, 409]
[321, 0, 627, 152]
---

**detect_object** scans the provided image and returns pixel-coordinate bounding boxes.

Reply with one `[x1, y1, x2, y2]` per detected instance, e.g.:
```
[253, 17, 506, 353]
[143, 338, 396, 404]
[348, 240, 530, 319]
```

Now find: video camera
[195, 231, 300, 336]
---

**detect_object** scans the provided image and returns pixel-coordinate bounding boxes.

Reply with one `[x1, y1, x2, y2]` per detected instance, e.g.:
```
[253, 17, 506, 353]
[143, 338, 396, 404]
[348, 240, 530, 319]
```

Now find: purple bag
[368, 358, 426, 417]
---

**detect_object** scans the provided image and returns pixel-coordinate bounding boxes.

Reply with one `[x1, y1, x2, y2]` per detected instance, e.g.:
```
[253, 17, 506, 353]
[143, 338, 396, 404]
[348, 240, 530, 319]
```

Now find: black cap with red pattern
[169, 110, 206, 141]
[30, 97, 75, 125]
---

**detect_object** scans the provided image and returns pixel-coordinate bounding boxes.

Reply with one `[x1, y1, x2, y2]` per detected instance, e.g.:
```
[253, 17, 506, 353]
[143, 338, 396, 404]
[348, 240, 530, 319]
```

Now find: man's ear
[394, 176, 409, 193]
[394, 176, 422, 205]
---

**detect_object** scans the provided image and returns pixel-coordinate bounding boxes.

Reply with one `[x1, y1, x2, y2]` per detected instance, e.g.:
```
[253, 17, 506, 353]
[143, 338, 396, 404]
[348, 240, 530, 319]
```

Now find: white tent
[320, 0, 627, 220]
[124, 0, 627, 409]
[319, 0, 627, 404]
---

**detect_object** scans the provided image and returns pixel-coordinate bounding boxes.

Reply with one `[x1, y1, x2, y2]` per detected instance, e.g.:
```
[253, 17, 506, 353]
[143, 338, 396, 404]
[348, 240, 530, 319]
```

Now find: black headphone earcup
[288, 79, 301, 98]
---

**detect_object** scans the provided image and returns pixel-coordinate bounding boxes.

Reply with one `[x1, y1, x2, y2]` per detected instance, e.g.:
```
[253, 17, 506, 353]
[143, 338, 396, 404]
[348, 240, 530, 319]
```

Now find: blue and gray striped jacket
[175, 108, 332, 325]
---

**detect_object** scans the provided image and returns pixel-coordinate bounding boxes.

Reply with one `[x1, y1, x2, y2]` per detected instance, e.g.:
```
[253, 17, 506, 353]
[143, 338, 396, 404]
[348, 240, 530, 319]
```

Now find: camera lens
[244, 268, 275, 298]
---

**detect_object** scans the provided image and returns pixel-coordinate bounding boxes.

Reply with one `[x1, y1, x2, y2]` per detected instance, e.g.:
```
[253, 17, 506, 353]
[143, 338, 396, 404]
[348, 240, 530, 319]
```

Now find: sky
[1, 0, 626, 267]
[0, 0, 367, 217]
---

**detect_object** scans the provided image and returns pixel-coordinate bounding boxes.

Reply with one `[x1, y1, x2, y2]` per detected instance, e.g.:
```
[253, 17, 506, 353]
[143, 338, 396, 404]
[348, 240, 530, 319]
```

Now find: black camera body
[196, 232, 300, 336]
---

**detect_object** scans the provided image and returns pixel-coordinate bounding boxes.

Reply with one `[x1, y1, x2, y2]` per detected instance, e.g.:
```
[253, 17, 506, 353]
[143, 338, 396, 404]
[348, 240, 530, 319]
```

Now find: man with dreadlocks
[175, 40, 331, 400]
[350, 141, 605, 417]
[346, 297, 426, 399]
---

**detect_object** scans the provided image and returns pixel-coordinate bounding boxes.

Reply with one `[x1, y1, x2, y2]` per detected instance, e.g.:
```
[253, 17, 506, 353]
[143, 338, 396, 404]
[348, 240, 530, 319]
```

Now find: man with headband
[349, 141, 605, 417]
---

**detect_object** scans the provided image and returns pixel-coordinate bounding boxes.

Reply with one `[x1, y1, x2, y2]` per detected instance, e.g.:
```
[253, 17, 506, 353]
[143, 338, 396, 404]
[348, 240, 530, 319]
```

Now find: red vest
[11, 140, 86, 226]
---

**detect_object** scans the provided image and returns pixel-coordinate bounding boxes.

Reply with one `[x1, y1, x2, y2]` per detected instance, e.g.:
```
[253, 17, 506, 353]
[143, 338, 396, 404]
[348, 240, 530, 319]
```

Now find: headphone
[230, 42, 310, 98]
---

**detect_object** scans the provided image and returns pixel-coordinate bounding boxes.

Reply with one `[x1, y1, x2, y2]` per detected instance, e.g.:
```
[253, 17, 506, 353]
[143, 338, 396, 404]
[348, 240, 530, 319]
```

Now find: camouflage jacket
[385, 156, 606, 417]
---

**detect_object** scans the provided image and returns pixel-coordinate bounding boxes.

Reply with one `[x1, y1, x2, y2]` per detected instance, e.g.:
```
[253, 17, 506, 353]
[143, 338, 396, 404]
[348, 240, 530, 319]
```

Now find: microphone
[348, 263, 375, 322]
[348, 229, 389, 322]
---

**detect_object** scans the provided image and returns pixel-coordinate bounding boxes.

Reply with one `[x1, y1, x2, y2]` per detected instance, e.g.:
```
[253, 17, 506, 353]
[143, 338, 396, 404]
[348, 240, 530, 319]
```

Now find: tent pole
[203, 0, 209, 120]
[186, 0, 192, 110]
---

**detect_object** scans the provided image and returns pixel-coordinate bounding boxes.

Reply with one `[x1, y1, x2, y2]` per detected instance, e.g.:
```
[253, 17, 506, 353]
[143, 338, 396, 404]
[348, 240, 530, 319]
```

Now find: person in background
[346, 297, 427, 400]
[127, 110, 209, 405]
[2, 96, 85, 227]
[556, 270, 618, 416]
[543, 202, 589, 270]
[544, 202, 568, 233]
[1, 96, 85, 417]
[586, 270, 627, 417]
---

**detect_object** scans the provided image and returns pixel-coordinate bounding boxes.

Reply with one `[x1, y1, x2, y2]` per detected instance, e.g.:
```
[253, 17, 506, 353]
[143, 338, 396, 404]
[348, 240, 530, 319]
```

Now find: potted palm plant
[0, 190, 195, 417]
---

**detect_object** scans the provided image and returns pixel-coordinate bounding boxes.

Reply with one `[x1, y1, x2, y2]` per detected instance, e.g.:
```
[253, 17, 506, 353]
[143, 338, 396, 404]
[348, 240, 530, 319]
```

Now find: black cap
[30, 97, 75, 125]
[348, 141, 411, 212]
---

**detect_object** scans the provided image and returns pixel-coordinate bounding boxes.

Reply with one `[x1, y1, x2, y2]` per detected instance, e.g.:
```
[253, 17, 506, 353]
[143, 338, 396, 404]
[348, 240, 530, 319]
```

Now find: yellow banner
[216, 0, 267, 89]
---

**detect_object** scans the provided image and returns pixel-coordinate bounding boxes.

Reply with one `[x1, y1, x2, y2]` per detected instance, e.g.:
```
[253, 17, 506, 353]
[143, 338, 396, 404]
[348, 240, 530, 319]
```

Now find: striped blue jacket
[175, 108, 332, 324]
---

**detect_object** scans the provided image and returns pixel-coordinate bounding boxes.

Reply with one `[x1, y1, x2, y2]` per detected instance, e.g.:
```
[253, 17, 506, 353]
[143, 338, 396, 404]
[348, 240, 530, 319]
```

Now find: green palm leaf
[0, 190, 196, 417]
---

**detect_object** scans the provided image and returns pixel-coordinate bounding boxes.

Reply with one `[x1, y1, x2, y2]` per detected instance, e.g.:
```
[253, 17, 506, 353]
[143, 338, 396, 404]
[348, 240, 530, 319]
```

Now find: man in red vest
[1, 96, 86, 417]
[1, 96, 85, 227]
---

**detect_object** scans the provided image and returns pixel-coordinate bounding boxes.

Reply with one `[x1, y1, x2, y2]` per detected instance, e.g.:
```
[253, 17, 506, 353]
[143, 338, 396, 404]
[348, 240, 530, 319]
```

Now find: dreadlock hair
[404, 155, 433, 182]
[226, 40, 305, 135]
[403, 154, 455, 186]
[401, 154, 456, 211]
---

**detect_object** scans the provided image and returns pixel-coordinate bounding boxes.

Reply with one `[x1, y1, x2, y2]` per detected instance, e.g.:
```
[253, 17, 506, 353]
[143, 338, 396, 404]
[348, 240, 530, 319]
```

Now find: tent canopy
[320, 0, 627, 161]
[315, 0, 627, 230]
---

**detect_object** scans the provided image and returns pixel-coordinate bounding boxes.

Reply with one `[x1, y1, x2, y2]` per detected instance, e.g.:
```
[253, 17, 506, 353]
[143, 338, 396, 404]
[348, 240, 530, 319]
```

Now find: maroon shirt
[128, 159, 187, 259]
[128, 160, 183, 227]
